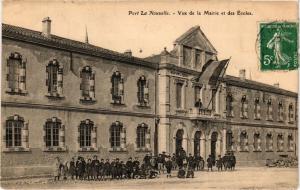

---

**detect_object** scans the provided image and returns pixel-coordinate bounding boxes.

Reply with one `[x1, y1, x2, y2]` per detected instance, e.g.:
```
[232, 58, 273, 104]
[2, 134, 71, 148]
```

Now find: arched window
[240, 131, 248, 151]
[111, 71, 124, 104]
[136, 123, 150, 150]
[79, 119, 95, 148]
[254, 98, 261, 119]
[137, 76, 149, 106]
[288, 104, 294, 123]
[240, 95, 248, 119]
[80, 66, 95, 101]
[6, 52, 27, 94]
[253, 132, 261, 151]
[110, 121, 126, 150]
[278, 101, 284, 121]
[288, 134, 294, 151]
[5, 115, 29, 151]
[277, 134, 284, 152]
[46, 59, 63, 97]
[226, 94, 234, 117]
[266, 133, 273, 151]
[267, 98, 273, 120]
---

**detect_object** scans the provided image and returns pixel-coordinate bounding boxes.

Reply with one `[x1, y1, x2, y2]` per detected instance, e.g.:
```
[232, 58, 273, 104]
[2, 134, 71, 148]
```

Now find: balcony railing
[189, 107, 212, 117]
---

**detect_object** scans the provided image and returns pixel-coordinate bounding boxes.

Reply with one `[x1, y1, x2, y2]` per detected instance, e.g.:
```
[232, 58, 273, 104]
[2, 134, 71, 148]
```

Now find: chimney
[42, 17, 51, 37]
[124, 49, 132, 56]
[274, 83, 280, 88]
[239, 69, 246, 80]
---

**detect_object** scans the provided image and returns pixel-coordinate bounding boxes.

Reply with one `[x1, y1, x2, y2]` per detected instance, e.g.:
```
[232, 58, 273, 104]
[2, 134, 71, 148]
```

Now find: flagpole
[206, 57, 231, 110]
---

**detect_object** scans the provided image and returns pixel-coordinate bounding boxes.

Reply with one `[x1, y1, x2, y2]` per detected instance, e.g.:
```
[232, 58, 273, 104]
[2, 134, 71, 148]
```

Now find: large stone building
[1, 18, 298, 178]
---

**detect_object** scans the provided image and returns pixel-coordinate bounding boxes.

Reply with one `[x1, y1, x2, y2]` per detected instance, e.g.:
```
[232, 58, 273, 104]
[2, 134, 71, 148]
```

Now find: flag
[198, 59, 230, 86]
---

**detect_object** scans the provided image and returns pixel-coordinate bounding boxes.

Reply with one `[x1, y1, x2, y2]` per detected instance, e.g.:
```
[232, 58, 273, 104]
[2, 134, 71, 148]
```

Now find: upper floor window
[183, 46, 192, 66]
[288, 104, 294, 123]
[137, 76, 149, 106]
[240, 131, 248, 151]
[46, 59, 63, 97]
[226, 94, 234, 117]
[110, 121, 126, 151]
[240, 95, 248, 119]
[6, 52, 27, 94]
[4, 115, 29, 151]
[278, 101, 284, 122]
[111, 71, 124, 104]
[194, 86, 203, 108]
[80, 66, 95, 102]
[277, 134, 284, 152]
[266, 133, 273, 151]
[267, 98, 273, 121]
[136, 123, 151, 150]
[254, 98, 261, 120]
[176, 82, 184, 109]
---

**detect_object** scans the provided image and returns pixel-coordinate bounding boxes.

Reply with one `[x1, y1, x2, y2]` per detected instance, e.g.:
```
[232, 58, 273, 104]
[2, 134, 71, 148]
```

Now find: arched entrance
[211, 132, 218, 161]
[194, 131, 201, 156]
[175, 129, 184, 156]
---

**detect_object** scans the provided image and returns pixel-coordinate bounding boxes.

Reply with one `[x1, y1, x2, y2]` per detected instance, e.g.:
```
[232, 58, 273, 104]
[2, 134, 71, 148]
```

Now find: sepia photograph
[1, 0, 299, 189]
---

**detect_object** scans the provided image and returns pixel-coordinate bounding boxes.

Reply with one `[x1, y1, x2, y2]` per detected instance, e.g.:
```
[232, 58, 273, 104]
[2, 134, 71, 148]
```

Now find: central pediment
[174, 26, 217, 54]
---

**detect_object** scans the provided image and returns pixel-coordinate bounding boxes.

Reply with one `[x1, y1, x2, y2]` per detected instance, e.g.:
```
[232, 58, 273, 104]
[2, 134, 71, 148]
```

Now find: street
[1, 167, 298, 190]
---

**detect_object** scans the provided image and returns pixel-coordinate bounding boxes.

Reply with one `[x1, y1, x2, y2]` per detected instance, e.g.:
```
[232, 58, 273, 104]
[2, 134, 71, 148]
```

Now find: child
[165, 156, 173, 178]
[53, 157, 61, 181]
[69, 157, 76, 180]
[216, 155, 223, 171]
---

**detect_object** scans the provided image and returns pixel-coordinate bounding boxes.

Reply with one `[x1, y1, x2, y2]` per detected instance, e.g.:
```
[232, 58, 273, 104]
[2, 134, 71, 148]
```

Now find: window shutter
[43, 124, 46, 147]
[257, 104, 261, 119]
[118, 80, 124, 95]
[240, 104, 244, 118]
[59, 125, 65, 148]
[144, 81, 149, 103]
[269, 105, 273, 120]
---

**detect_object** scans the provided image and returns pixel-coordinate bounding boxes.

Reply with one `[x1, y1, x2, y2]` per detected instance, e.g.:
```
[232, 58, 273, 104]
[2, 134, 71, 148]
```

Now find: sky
[3, 0, 298, 92]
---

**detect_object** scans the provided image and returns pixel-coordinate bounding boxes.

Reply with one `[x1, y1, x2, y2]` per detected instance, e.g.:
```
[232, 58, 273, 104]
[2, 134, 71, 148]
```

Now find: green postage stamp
[259, 22, 298, 71]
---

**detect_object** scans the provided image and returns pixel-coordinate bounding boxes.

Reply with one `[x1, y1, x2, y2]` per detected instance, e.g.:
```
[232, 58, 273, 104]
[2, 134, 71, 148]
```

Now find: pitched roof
[2, 23, 158, 69]
[223, 75, 297, 97]
[174, 25, 217, 54]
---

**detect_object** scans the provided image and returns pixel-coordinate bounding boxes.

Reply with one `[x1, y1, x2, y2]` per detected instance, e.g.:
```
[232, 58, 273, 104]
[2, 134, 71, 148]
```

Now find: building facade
[1, 19, 298, 178]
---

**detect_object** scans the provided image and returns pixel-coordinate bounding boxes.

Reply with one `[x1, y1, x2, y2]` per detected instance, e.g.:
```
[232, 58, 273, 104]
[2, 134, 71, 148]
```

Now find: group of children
[53, 152, 236, 181]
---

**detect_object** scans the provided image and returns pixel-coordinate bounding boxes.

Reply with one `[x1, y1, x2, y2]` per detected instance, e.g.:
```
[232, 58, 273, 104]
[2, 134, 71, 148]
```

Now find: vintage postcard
[1, 0, 298, 189]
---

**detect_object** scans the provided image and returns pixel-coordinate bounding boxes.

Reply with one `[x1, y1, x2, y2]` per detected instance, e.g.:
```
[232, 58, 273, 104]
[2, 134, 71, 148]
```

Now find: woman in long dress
[54, 157, 62, 181]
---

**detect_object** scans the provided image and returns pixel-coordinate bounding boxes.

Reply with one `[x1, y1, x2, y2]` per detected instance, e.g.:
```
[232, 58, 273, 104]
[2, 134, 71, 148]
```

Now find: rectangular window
[6, 120, 23, 148]
[47, 65, 58, 93]
[137, 127, 146, 148]
[8, 59, 20, 90]
[81, 72, 90, 97]
[183, 46, 192, 66]
[46, 122, 60, 147]
[80, 124, 92, 147]
[111, 126, 121, 148]
[176, 83, 183, 108]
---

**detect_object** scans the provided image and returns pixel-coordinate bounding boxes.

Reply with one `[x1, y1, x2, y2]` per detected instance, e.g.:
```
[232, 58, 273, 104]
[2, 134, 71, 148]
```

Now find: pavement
[0, 167, 298, 190]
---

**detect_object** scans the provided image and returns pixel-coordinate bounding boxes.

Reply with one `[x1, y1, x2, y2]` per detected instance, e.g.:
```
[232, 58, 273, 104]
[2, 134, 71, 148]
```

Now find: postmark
[259, 21, 298, 71]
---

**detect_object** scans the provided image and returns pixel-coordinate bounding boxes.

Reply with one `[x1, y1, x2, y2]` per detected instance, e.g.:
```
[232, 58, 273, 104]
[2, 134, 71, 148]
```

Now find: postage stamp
[259, 22, 298, 71]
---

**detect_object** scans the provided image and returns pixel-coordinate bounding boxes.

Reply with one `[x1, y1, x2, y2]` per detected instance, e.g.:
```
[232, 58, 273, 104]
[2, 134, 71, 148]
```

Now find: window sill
[277, 150, 284, 152]
[3, 147, 30, 152]
[265, 150, 273, 152]
[176, 109, 188, 113]
[287, 150, 294, 152]
[6, 89, 28, 96]
[111, 102, 126, 107]
[288, 121, 294, 124]
[43, 147, 67, 152]
[78, 147, 98, 152]
[253, 150, 262, 152]
[240, 116, 248, 119]
[266, 119, 273, 121]
[46, 93, 65, 100]
[135, 148, 151, 152]
[109, 147, 128, 152]
[239, 150, 249, 152]
[80, 97, 97, 105]
[136, 104, 151, 109]
[254, 117, 261, 120]
[226, 115, 234, 118]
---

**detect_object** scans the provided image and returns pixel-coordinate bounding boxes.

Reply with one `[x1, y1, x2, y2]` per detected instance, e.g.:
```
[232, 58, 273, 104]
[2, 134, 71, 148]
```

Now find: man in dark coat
[69, 157, 76, 180]
[104, 159, 111, 180]
[216, 155, 223, 171]
[99, 159, 105, 180]
[126, 157, 134, 179]
[91, 155, 100, 180]
[165, 156, 173, 178]
[133, 157, 140, 179]
[207, 155, 213, 172]
[111, 159, 116, 179]
[143, 153, 151, 168]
